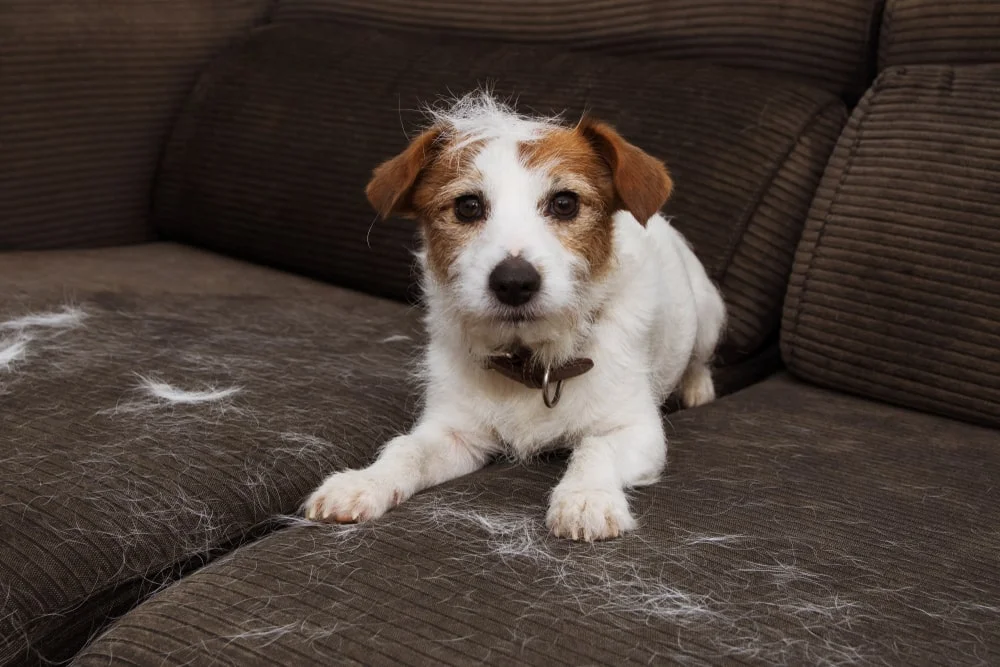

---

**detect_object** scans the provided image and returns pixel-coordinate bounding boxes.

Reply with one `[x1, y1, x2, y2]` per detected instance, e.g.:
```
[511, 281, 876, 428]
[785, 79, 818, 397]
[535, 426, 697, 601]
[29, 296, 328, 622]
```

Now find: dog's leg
[680, 361, 715, 408]
[678, 240, 726, 409]
[304, 418, 497, 523]
[546, 402, 665, 541]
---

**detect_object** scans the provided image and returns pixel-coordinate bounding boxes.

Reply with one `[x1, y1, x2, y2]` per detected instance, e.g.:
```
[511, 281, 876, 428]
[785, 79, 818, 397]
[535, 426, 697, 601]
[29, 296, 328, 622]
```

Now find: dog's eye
[454, 195, 485, 223]
[548, 192, 579, 220]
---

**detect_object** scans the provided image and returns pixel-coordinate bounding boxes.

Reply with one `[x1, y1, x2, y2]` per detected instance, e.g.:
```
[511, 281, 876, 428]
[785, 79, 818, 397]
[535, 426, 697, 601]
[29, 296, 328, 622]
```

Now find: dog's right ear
[365, 128, 442, 219]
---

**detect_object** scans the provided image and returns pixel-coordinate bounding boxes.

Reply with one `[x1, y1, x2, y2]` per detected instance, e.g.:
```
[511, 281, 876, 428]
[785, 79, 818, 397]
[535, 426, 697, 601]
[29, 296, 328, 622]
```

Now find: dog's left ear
[366, 127, 442, 219]
[577, 117, 673, 225]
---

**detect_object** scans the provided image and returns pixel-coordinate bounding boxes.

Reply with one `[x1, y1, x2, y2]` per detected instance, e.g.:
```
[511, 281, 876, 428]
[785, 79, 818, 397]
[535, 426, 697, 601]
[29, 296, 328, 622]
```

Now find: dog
[304, 92, 726, 541]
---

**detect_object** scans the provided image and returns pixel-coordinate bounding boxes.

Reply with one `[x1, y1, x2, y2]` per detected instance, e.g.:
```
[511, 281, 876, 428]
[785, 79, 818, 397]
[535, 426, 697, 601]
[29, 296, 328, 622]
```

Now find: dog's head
[365, 93, 672, 352]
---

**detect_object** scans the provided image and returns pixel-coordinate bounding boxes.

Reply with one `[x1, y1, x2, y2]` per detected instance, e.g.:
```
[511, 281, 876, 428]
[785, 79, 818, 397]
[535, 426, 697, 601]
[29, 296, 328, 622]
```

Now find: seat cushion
[0, 244, 423, 666]
[0, 0, 271, 250]
[73, 374, 1000, 666]
[275, 0, 879, 97]
[781, 64, 1000, 427]
[879, 0, 1000, 70]
[0, 242, 767, 666]
[154, 22, 846, 365]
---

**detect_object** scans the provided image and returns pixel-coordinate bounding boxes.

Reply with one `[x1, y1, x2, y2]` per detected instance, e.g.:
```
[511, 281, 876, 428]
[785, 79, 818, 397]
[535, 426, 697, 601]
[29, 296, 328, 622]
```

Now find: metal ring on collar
[541, 366, 563, 408]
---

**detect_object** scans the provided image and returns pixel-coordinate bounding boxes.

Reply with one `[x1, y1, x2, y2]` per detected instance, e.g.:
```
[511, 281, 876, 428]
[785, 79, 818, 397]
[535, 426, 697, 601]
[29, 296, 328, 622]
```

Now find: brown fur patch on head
[409, 139, 486, 283]
[577, 117, 673, 225]
[520, 128, 618, 277]
[365, 128, 486, 283]
[366, 114, 671, 286]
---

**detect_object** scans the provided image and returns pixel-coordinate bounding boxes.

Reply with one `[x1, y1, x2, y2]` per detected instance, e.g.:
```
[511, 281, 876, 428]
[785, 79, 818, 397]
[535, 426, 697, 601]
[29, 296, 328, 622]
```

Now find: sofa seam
[18, 516, 289, 664]
[879, 0, 899, 71]
[150, 22, 285, 240]
[785, 72, 896, 368]
[717, 93, 846, 357]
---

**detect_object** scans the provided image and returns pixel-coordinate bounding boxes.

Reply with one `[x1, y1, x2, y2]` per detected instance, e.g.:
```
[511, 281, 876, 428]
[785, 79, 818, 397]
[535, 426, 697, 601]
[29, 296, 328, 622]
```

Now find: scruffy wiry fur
[305, 91, 726, 541]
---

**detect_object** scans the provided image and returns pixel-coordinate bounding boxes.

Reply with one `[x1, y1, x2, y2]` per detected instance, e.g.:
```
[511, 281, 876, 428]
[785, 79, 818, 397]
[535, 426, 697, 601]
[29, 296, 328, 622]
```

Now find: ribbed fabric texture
[0, 0, 272, 250]
[273, 0, 879, 97]
[782, 65, 1000, 427]
[879, 0, 1000, 70]
[716, 106, 847, 362]
[74, 374, 1000, 666]
[154, 22, 845, 364]
[0, 242, 779, 666]
[0, 245, 422, 666]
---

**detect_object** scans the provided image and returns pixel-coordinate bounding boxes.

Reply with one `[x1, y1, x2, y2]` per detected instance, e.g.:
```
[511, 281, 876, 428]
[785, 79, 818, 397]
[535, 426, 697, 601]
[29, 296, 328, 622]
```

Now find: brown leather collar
[485, 346, 594, 407]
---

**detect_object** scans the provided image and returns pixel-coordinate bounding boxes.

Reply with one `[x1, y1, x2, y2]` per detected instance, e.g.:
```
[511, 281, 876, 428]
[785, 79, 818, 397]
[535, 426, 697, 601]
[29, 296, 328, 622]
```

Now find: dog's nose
[489, 257, 541, 307]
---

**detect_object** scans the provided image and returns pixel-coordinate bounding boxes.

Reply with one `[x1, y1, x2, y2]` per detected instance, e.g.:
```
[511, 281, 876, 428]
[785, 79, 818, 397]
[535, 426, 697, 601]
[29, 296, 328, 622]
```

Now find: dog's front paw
[546, 487, 636, 541]
[304, 470, 403, 524]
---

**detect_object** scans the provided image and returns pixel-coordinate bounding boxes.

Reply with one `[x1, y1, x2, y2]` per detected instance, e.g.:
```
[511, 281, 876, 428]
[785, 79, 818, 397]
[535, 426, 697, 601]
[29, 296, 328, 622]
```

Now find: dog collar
[485, 346, 594, 408]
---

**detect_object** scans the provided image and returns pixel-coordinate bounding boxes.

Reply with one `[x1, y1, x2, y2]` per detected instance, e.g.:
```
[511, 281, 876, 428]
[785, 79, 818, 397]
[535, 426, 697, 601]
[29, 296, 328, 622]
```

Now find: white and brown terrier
[305, 92, 725, 541]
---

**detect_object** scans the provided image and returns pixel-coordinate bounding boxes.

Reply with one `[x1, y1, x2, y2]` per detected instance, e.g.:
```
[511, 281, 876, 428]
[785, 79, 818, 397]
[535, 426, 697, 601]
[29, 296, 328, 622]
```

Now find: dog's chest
[479, 374, 602, 456]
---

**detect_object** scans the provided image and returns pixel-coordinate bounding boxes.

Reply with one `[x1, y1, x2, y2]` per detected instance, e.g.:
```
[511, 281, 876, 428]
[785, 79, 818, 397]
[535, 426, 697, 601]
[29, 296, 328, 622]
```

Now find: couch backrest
[0, 0, 271, 250]
[274, 0, 881, 98]
[878, 0, 1000, 71]
[781, 64, 1000, 427]
[0, 0, 881, 254]
[152, 22, 847, 367]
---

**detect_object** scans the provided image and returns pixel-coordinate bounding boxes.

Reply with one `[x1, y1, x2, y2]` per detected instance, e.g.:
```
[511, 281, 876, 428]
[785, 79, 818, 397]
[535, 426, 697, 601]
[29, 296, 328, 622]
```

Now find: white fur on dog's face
[446, 138, 587, 325]
[365, 93, 672, 358]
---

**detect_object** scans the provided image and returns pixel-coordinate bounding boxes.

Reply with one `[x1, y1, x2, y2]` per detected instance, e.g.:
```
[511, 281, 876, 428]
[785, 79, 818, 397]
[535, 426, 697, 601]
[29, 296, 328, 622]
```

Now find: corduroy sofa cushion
[0, 0, 271, 250]
[782, 64, 1000, 427]
[878, 0, 1000, 70]
[0, 244, 422, 666]
[274, 0, 880, 97]
[154, 22, 846, 366]
[74, 374, 1000, 666]
[0, 241, 780, 667]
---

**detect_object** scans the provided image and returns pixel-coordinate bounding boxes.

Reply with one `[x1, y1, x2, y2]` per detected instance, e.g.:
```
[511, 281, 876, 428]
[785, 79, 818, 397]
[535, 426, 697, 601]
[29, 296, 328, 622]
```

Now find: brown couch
[2, 1, 998, 665]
